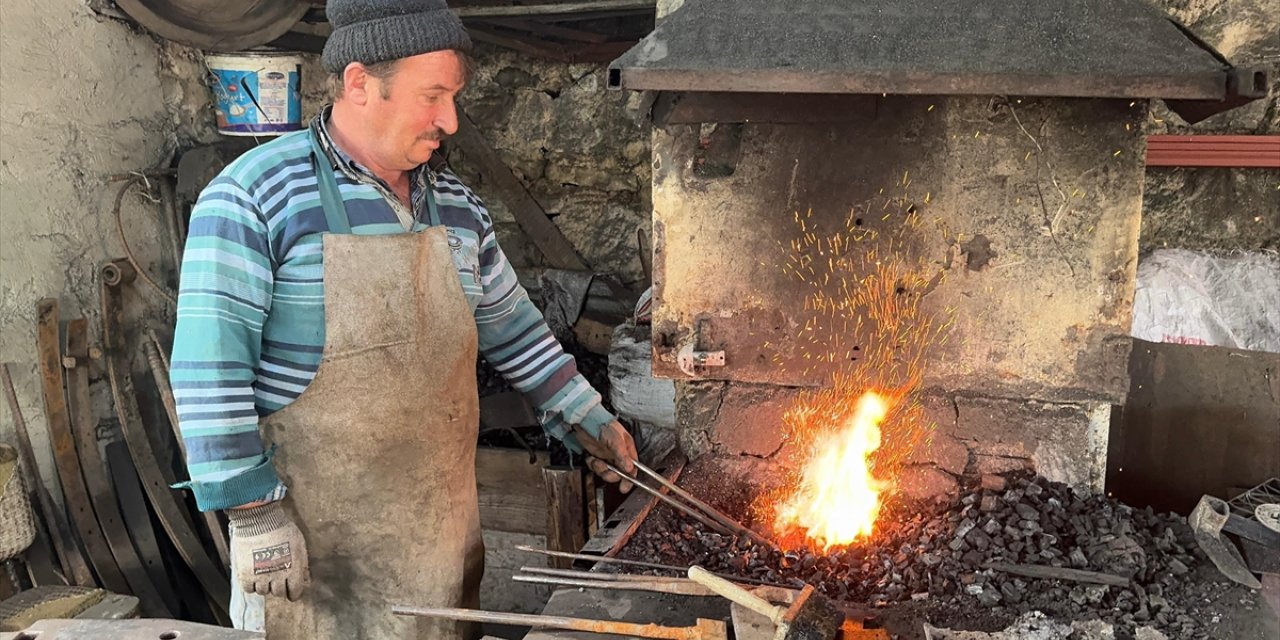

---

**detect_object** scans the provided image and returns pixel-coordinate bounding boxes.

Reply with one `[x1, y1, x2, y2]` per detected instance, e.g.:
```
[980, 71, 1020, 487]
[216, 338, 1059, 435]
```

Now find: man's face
[363, 50, 466, 171]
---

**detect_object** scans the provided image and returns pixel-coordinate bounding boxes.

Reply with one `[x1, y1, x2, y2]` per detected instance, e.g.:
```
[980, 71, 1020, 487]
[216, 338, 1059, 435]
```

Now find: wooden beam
[452, 109, 589, 271]
[476, 447, 550, 535]
[1146, 135, 1280, 168]
[467, 25, 573, 61]
[542, 467, 587, 567]
[456, 1, 655, 18]
[485, 18, 610, 43]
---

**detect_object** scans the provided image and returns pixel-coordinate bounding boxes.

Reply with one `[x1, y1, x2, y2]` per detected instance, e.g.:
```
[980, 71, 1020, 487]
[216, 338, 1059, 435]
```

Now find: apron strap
[310, 129, 354, 235]
[425, 179, 441, 228]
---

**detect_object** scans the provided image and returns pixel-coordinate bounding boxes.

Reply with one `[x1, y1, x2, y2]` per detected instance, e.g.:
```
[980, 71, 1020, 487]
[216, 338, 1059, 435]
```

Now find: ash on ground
[616, 468, 1271, 639]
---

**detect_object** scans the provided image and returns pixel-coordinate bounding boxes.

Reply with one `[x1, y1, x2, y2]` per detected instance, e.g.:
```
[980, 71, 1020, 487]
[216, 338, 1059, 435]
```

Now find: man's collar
[313, 105, 438, 179]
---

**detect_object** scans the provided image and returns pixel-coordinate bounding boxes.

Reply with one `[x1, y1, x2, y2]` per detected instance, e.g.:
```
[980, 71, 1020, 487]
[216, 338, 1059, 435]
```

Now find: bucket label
[210, 61, 302, 137]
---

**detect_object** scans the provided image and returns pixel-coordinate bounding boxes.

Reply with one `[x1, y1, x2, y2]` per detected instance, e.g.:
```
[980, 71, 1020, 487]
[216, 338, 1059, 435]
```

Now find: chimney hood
[607, 0, 1267, 110]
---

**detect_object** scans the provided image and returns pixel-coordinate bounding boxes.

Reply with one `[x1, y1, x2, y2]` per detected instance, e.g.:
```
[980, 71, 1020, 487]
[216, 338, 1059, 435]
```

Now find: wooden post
[542, 467, 587, 569]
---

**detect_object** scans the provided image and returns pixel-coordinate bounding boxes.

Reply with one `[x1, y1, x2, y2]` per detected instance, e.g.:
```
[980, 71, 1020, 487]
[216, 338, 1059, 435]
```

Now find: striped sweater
[171, 115, 614, 511]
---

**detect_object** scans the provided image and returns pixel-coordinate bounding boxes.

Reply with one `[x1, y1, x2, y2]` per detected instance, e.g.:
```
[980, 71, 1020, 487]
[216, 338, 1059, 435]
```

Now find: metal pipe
[514, 546, 801, 589]
[513, 573, 715, 597]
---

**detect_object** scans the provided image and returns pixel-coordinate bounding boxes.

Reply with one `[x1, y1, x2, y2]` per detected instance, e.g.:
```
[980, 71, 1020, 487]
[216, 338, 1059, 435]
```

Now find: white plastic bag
[1131, 249, 1280, 354]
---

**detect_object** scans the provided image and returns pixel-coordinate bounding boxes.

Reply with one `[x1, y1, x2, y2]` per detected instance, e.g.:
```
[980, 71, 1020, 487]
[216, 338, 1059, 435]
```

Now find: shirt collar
[311, 106, 436, 183]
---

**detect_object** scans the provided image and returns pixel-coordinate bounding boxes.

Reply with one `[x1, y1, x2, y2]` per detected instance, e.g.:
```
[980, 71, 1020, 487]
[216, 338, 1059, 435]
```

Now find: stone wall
[1143, 0, 1280, 253]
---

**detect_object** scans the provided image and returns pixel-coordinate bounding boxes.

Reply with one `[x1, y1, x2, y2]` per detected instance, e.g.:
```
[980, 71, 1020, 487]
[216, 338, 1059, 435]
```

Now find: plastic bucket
[206, 52, 304, 136]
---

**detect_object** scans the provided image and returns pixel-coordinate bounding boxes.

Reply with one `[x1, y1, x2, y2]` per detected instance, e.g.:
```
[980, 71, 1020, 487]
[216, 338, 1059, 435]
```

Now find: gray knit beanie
[322, 0, 472, 73]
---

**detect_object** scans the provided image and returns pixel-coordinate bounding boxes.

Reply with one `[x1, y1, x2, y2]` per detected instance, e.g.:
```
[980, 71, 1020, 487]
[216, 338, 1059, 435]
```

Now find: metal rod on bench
[514, 546, 801, 588]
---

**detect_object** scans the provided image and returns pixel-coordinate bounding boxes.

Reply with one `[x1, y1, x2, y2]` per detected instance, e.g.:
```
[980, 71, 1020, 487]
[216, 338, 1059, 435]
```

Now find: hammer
[688, 566, 844, 640]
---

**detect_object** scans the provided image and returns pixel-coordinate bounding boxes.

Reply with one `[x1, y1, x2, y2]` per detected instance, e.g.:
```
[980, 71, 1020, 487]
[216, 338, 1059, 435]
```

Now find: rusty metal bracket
[1190, 494, 1261, 589]
[99, 261, 231, 617]
[35, 299, 130, 594]
[64, 318, 174, 617]
[677, 319, 726, 377]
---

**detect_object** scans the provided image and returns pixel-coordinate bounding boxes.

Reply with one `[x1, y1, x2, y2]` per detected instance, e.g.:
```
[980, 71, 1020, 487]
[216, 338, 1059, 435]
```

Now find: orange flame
[773, 391, 892, 550]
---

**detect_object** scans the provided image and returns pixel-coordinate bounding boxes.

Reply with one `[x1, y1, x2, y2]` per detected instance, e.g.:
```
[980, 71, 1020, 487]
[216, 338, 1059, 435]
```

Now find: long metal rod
[604, 461, 736, 537]
[513, 573, 714, 597]
[515, 546, 800, 588]
[392, 605, 707, 640]
[631, 459, 777, 548]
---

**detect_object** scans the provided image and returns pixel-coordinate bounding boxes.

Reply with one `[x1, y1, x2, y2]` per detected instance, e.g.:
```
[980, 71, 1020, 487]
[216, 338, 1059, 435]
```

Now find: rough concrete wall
[1143, 0, 1280, 253]
[0, 1, 191, 499]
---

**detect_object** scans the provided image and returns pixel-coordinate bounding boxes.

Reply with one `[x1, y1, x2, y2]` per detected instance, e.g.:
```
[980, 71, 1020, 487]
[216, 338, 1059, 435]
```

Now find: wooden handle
[688, 566, 782, 623]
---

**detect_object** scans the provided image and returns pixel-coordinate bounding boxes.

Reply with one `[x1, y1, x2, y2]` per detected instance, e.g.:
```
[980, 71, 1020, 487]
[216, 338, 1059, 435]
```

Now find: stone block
[895, 465, 960, 502]
[902, 432, 970, 475]
[975, 454, 1031, 475]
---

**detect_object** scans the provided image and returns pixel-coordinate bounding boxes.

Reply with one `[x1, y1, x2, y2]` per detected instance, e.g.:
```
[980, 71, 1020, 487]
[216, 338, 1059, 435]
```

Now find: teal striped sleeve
[472, 213, 615, 451]
[170, 175, 285, 511]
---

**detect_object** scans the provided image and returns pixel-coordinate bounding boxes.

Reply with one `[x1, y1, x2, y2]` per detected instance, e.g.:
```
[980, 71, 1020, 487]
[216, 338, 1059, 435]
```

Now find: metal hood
[607, 0, 1266, 104]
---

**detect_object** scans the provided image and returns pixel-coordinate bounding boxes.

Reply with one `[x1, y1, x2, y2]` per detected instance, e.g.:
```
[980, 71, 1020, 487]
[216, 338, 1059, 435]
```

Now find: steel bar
[144, 332, 231, 570]
[518, 565, 793, 590]
[632, 459, 776, 548]
[105, 440, 174, 610]
[515, 546, 798, 588]
[64, 318, 173, 616]
[513, 573, 716, 597]
[392, 605, 725, 640]
[983, 562, 1131, 587]
[35, 299, 130, 593]
[1146, 135, 1280, 168]
[1, 363, 83, 586]
[100, 266, 231, 616]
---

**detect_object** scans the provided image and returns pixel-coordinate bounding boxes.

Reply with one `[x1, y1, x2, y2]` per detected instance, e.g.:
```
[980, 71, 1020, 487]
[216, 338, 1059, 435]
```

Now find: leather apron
[260, 132, 484, 639]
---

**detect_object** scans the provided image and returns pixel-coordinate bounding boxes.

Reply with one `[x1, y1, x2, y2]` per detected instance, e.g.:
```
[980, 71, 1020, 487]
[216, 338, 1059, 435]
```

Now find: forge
[526, 1, 1271, 638]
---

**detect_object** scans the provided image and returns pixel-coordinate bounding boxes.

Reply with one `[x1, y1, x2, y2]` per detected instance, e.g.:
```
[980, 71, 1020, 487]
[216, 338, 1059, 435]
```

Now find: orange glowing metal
[774, 391, 892, 549]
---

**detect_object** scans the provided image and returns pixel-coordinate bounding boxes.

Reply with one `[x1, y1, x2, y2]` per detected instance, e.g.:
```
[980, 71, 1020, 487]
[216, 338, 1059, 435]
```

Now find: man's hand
[584, 420, 639, 494]
[227, 502, 310, 601]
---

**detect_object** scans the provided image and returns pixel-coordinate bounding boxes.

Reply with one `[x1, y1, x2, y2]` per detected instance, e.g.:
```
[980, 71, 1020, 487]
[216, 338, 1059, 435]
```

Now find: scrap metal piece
[1190, 494, 1261, 589]
[1257, 504, 1280, 534]
[64, 318, 174, 617]
[143, 331, 232, 571]
[99, 264, 231, 616]
[104, 440, 173, 612]
[35, 299, 130, 594]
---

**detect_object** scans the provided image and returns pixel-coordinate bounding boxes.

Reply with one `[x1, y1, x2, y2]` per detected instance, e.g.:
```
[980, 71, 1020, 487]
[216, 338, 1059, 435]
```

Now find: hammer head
[773, 585, 843, 640]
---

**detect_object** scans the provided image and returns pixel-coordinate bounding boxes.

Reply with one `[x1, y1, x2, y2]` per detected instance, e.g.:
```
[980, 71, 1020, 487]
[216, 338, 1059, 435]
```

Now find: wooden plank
[476, 447, 550, 535]
[35, 299, 129, 594]
[485, 17, 610, 43]
[452, 110, 589, 271]
[468, 25, 572, 60]
[1109, 340, 1280, 514]
[542, 467, 587, 567]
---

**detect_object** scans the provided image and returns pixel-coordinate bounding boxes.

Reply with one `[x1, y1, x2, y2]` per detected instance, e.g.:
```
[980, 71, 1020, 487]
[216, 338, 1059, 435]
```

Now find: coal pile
[618, 471, 1229, 638]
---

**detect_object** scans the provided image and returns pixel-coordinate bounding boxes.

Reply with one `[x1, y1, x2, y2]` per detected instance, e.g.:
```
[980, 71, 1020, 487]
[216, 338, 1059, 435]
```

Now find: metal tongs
[571, 425, 776, 549]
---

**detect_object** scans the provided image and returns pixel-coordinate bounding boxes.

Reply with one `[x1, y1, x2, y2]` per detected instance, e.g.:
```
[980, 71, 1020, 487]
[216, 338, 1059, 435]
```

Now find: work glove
[227, 502, 310, 601]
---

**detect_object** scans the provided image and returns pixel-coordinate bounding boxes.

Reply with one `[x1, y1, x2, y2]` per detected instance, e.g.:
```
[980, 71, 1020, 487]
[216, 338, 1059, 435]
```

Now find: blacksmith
[169, 0, 637, 637]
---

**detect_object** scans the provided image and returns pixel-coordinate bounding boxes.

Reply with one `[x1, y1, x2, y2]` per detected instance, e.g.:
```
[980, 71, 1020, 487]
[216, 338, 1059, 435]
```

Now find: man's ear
[343, 62, 370, 105]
